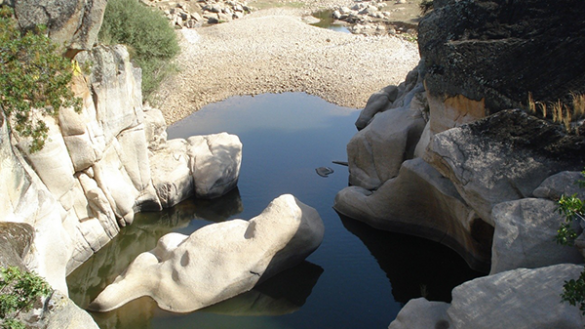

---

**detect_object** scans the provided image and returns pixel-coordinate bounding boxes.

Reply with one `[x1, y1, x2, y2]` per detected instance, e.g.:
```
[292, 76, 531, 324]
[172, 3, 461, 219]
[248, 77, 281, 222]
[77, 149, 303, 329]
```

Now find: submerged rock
[315, 167, 334, 177]
[88, 194, 324, 313]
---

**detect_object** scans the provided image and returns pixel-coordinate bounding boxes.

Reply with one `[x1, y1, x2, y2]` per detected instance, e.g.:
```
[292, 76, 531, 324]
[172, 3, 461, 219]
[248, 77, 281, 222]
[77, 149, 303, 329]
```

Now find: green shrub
[0, 6, 81, 153]
[99, 0, 180, 101]
[555, 169, 585, 315]
[0, 266, 52, 329]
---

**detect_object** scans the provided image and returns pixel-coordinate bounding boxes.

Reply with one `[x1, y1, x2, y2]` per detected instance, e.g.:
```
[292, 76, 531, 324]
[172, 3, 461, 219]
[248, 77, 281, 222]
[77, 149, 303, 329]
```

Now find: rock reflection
[200, 261, 323, 316]
[67, 188, 243, 309]
[339, 214, 484, 304]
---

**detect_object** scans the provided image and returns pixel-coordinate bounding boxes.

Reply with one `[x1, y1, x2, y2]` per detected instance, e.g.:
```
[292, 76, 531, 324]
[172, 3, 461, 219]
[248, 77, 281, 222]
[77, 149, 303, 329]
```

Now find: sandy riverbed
[153, 8, 420, 124]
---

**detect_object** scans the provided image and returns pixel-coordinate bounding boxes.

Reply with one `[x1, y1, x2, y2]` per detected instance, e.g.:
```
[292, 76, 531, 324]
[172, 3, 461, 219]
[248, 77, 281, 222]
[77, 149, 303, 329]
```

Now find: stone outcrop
[335, 158, 491, 271]
[0, 42, 242, 300]
[338, 0, 585, 326]
[0, 222, 98, 329]
[418, 0, 585, 113]
[149, 133, 242, 206]
[425, 109, 585, 223]
[14, 0, 107, 53]
[345, 69, 426, 190]
[88, 194, 324, 313]
[390, 264, 585, 329]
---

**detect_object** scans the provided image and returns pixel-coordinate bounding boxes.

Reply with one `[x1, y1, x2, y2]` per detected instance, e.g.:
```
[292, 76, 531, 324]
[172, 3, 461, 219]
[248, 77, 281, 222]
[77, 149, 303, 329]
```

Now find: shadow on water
[339, 214, 485, 304]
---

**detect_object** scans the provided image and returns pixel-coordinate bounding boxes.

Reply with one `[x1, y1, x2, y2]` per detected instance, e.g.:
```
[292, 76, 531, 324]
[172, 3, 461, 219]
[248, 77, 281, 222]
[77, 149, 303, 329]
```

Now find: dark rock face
[419, 0, 585, 112]
[0, 222, 34, 269]
[13, 0, 106, 51]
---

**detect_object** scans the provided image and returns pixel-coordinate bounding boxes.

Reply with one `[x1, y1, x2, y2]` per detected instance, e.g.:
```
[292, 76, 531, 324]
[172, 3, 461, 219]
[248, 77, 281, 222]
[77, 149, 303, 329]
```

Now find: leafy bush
[555, 169, 585, 315]
[99, 0, 180, 101]
[0, 6, 81, 152]
[0, 266, 52, 329]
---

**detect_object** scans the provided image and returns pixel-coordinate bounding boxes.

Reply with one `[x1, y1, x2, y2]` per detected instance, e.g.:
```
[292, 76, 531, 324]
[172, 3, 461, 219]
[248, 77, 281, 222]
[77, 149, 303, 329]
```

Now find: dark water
[67, 93, 482, 329]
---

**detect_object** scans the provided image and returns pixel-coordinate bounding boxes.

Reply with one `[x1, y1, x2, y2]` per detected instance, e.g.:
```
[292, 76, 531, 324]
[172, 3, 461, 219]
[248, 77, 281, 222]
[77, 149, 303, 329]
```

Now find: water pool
[67, 92, 482, 328]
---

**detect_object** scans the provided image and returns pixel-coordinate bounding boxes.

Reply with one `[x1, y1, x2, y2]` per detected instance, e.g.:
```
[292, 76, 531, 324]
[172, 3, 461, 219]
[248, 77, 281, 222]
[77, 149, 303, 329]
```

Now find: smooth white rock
[88, 194, 324, 313]
[188, 133, 242, 199]
[150, 139, 194, 208]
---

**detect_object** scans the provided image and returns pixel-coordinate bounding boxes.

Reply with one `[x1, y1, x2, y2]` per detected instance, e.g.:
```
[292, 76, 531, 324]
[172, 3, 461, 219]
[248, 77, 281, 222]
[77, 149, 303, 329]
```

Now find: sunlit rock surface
[88, 194, 324, 313]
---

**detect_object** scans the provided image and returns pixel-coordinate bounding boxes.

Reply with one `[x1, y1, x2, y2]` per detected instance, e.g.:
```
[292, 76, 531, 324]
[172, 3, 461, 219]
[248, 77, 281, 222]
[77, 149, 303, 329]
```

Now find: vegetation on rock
[527, 92, 585, 132]
[0, 6, 81, 153]
[99, 0, 180, 102]
[556, 169, 585, 315]
[0, 267, 52, 329]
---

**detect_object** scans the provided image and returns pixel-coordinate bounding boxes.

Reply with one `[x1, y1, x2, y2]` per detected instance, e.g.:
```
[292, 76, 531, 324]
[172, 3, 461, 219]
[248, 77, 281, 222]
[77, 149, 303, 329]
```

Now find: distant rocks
[329, 0, 418, 36]
[141, 0, 251, 28]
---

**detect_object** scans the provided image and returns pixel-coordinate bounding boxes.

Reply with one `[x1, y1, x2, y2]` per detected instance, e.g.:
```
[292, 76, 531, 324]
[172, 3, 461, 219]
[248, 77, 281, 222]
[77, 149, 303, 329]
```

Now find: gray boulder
[388, 264, 585, 329]
[533, 171, 585, 200]
[490, 198, 583, 274]
[354, 85, 398, 130]
[448, 264, 584, 329]
[388, 298, 450, 329]
[88, 194, 324, 313]
[149, 139, 194, 208]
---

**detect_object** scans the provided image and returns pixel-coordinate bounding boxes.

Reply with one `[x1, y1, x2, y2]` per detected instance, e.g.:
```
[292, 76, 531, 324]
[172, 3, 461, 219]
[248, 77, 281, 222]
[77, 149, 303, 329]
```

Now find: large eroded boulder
[335, 158, 492, 271]
[88, 194, 324, 313]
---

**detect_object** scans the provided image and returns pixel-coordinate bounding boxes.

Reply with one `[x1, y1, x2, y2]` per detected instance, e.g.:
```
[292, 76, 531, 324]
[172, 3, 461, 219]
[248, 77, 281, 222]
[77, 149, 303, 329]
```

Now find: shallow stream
[67, 93, 482, 328]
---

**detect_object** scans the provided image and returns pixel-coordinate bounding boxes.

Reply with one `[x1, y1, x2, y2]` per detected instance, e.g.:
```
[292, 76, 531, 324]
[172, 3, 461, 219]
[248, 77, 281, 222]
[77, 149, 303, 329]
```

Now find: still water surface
[67, 93, 482, 328]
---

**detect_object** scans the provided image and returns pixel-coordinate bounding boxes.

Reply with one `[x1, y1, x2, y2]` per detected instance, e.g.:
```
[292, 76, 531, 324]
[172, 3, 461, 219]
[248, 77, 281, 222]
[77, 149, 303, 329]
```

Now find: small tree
[0, 266, 52, 329]
[556, 169, 585, 315]
[0, 6, 81, 153]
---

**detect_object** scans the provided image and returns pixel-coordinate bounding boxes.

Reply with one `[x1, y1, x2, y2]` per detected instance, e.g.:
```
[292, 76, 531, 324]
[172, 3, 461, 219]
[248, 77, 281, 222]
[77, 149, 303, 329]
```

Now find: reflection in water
[339, 214, 485, 304]
[187, 261, 321, 316]
[67, 188, 243, 309]
[87, 261, 323, 329]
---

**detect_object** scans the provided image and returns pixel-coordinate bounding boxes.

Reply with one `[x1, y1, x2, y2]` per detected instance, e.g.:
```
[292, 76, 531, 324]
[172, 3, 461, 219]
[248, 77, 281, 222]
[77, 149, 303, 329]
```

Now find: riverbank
[153, 8, 420, 125]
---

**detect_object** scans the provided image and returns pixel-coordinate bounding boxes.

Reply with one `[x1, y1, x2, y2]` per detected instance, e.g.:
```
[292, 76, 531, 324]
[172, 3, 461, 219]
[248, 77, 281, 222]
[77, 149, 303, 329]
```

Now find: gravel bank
[154, 8, 420, 124]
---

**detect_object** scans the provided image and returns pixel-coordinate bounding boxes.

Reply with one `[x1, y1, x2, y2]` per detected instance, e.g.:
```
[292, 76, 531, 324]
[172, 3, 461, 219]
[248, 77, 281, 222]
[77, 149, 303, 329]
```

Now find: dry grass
[526, 92, 585, 132]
